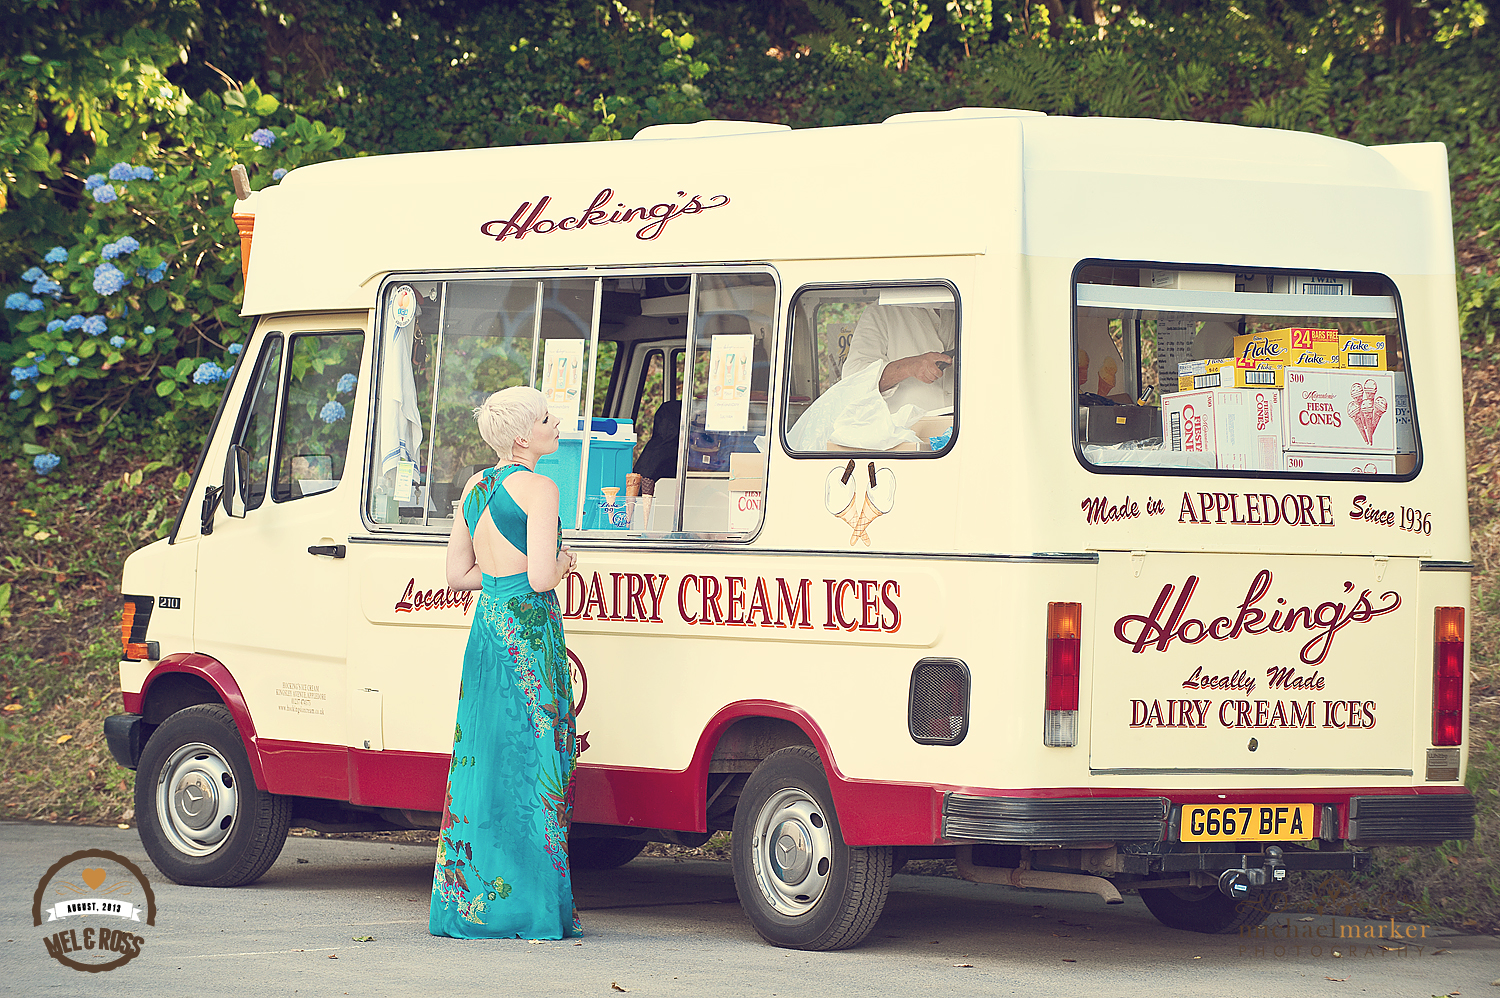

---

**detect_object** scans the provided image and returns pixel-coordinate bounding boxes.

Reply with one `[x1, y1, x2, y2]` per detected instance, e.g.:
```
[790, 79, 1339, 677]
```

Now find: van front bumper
[104, 714, 144, 770]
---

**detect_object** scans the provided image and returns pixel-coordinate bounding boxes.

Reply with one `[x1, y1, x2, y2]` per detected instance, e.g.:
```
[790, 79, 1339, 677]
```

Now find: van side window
[369, 270, 778, 538]
[783, 284, 957, 456]
[1073, 264, 1417, 478]
[272, 332, 364, 502]
[237, 335, 282, 512]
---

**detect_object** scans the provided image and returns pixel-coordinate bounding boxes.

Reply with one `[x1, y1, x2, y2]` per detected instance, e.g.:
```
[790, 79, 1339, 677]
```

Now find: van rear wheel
[1139, 883, 1273, 933]
[135, 704, 290, 887]
[570, 837, 647, 869]
[731, 746, 892, 950]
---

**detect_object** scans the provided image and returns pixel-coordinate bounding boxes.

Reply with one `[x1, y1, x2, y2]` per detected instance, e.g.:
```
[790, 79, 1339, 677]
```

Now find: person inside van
[843, 303, 955, 413]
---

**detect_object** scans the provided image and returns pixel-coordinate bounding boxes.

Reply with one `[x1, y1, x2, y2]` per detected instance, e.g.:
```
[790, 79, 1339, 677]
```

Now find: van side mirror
[221, 445, 250, 519]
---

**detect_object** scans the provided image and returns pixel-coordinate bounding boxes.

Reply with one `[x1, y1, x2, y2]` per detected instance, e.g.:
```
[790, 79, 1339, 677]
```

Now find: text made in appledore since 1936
[1115, 569, 1399, 732]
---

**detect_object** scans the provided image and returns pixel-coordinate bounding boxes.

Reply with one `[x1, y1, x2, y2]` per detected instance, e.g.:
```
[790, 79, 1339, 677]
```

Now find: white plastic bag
[786, 362, 921, 451]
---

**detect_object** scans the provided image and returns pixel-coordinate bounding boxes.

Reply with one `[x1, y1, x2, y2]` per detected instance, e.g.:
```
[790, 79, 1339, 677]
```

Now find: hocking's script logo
[480, 188, 731, 243]
[1113, 570, 1401, 666]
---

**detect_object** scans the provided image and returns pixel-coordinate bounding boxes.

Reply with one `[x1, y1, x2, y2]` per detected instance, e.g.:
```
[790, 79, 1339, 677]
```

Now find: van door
[195, 324, 365, 780]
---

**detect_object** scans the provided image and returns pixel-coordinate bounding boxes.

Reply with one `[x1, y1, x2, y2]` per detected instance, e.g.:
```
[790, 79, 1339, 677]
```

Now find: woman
[430, 386, 582, 940]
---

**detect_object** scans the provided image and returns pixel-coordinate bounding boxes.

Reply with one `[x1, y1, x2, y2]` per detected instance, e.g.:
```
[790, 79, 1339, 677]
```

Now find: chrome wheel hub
[750, 787, 832, 917]
[156, 741, 239, 857]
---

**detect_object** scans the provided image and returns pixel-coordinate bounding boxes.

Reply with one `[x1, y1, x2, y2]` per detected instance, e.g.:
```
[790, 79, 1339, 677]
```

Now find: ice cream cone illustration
[1347, 379, 1388, 445]
[1077, 348, 1090, 387]
[1096, 356, 1118, 396]
[824, 460, 896, 547]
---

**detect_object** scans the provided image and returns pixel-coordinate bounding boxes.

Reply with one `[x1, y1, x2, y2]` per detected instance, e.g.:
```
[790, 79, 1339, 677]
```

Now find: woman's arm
[519, 473, 575, 592]
[445, 474, 485, 591]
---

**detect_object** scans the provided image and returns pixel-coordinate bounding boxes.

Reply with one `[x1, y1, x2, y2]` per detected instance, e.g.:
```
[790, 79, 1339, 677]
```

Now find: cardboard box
[1178, 358, 1284, 391]
[1283, 367, 1397, 454]
[1273, 275, 1354, 296]
[1284, 452, 1396, 475]
[1234, 327, 1341, 369]
[1080, 404, 1162, 445]
[727, 451, 765, 532]
[1339, 333, 1387, 371]
[1162, 388, 1283, 471]
[1147, 269, 1234, 292]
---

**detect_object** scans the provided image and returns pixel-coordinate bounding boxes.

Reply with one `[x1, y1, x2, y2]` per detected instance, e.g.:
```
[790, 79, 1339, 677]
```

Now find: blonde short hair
[474, 386, 548, 459]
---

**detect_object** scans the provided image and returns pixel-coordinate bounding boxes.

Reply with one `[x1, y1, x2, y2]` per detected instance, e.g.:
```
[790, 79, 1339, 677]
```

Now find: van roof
[240, 113, 1451, 316]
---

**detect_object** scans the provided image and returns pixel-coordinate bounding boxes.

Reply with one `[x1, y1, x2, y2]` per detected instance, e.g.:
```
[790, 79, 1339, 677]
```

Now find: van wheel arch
[707, 715, 815, 828]
[142, 672, 223, 724]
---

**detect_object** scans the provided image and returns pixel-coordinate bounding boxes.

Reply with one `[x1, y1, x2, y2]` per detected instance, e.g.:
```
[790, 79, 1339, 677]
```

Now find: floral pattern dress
[430, 465, 581, 939]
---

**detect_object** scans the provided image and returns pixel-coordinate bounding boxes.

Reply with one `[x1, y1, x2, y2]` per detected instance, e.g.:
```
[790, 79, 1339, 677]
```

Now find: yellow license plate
[1180, 804, 1317, 842]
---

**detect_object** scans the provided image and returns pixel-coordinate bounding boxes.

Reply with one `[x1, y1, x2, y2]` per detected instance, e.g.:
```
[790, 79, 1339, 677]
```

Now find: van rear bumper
[1348, 793, 1476, 843]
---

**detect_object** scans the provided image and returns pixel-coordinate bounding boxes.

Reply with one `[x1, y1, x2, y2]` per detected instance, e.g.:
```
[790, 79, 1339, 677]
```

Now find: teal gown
[430, 464, 582, 939]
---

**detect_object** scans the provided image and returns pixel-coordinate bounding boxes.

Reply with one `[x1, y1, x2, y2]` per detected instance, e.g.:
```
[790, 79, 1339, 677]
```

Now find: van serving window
[1073, 264, 1416, 478]
[367, 269, 777, 538]
[782, 283, 957, 456]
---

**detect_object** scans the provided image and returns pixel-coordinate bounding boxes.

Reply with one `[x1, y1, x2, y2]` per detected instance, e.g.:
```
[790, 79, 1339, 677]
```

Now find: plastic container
[537, 435, 637, 529]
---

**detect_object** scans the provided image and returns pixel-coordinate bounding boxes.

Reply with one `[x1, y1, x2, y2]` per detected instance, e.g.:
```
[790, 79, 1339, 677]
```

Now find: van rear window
[1073, 264, 1415, 478]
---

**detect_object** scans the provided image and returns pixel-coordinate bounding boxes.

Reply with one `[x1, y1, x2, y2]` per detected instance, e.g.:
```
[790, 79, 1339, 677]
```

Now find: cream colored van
[106, 109, 1475, 951]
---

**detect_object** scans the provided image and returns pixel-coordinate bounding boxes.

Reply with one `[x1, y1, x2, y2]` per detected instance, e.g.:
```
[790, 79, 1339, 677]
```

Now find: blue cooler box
[536, 421, 636, 529]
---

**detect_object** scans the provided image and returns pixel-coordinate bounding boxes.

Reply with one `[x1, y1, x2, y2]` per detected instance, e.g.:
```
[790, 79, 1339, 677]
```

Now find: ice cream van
[105, 109, 1475, 951]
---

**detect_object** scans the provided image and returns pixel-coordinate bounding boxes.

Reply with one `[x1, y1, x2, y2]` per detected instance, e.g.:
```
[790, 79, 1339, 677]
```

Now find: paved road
[4, 821, 1496, 997]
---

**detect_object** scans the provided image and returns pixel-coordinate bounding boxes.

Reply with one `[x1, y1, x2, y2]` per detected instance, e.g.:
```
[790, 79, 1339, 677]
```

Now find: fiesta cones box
[1284, 452, 1396, 474]
[1178, 358, 1284, 391]
[1162, 387, 1283, 471]
[1234, 327, 1341, 369]
[1283, 367, 1397, 453]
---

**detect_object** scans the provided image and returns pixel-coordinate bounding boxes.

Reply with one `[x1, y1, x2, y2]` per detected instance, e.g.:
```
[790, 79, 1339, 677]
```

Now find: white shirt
[843, 305, 956, 413]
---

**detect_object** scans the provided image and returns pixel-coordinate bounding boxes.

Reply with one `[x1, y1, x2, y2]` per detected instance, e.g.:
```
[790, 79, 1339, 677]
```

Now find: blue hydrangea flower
[250, 128, 276, 147]
[272, 168, 287, 180]
[68, 315, 91, 332]
[137, 263, 168, 283]
[92, 185, 118, 204]
[109, 335, 126, 348]
[32, 276, 61, 297]
[143, 325, 156, 336]
[114, 235, 140, 256]
[44, 246, 68, 264]
[223, 364, 234, 379]
[192, 361, 224, 384]
[21, 267, 43, 282]
[227, 342, 242, 355]
[66, 355, 79, 367]
[47, 319, 65, 332]
[93, 263, 126, 295]
[8, 389, 21, 401]
[336, 373, 357, 394]
[18, 297, 43, 312]
[5, 292, 31, 310]
[319, 400, 346, 423]
[132, 165, 156, 181]
[108, 162, 136, 181]
[33, 453, 60, 475]
[82, 316, 107, 336]
[12, 364, 39, 381]
[84, 174, 107, 191]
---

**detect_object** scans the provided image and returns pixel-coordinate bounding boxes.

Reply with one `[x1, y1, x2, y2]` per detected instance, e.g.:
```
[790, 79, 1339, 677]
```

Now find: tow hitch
[1217, 845, 1288, 900]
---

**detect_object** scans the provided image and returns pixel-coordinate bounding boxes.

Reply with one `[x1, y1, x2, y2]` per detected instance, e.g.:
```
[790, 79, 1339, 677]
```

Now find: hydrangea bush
[2, 70, 344, 472]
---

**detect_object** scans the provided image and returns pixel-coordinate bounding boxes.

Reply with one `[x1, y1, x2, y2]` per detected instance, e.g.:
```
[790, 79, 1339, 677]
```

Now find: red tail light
[1045, 602, 1081, 746]
[1432, 606, 1464, 747]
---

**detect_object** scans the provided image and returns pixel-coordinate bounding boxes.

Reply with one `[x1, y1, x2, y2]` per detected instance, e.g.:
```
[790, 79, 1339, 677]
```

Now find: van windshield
[1074, 265, 1415, 479]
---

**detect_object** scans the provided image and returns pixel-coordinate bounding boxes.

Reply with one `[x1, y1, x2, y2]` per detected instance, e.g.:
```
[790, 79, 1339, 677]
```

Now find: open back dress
[429, 464, 581, 939]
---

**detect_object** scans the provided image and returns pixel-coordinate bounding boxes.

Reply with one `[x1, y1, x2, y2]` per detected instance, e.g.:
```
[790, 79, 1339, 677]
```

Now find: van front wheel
[731, 746, 892, 950]
[135, 704, 290, 887]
